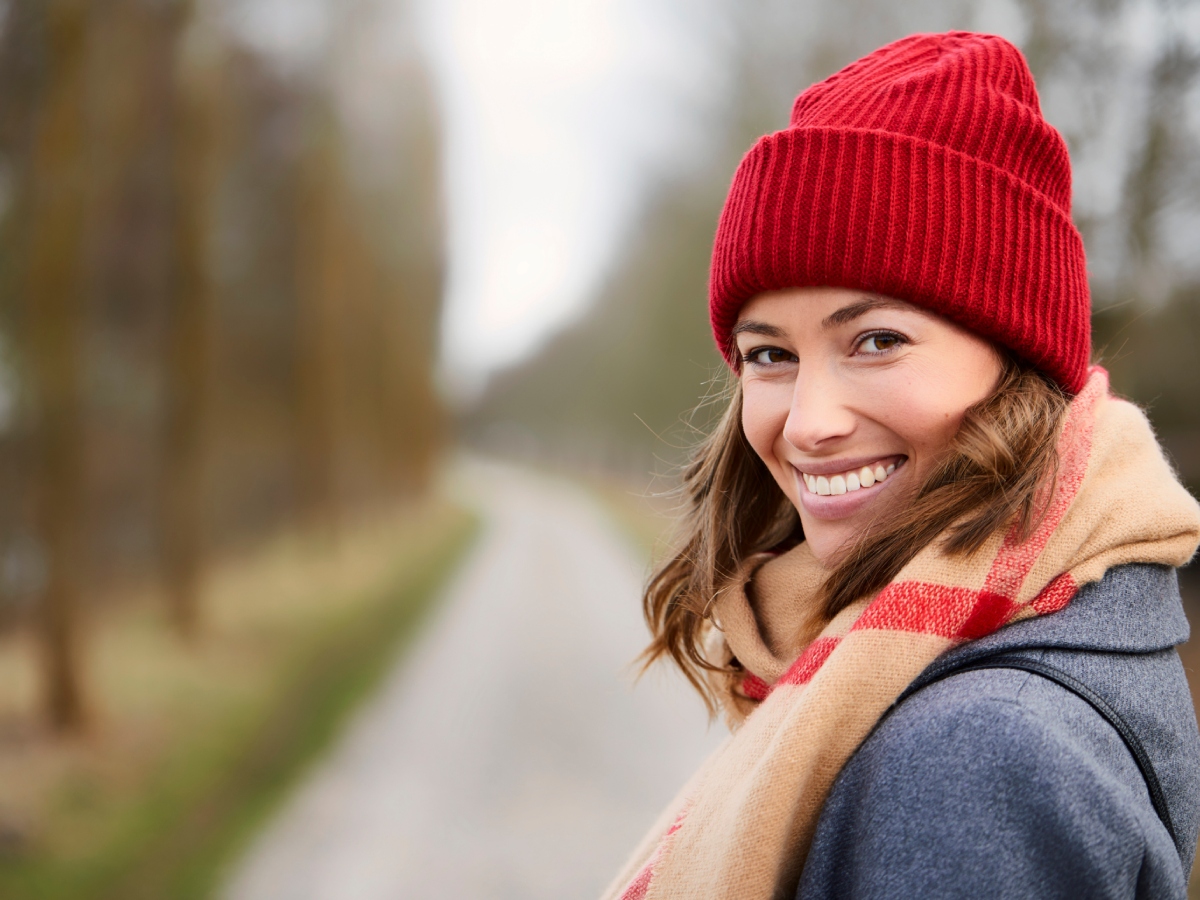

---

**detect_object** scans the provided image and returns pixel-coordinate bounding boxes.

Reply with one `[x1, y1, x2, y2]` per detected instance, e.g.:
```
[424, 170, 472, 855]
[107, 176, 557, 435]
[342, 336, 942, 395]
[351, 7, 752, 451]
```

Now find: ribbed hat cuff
[709, 126, 1091, 395]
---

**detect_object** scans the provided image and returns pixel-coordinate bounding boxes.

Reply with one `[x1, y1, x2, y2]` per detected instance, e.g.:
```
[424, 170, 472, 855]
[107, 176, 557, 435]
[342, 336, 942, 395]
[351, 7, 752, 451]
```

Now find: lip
[793, 454, 907, 478]
[792, 456, 908, 520]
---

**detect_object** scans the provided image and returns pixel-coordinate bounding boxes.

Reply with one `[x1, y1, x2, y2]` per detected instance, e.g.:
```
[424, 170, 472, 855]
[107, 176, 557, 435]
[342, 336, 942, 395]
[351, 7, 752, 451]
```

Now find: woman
[603, 32, 1200, 900]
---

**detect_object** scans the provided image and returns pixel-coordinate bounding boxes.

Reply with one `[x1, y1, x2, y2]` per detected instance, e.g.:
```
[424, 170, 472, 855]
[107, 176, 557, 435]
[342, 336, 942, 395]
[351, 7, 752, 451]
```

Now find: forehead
[735, 287, 922, 331]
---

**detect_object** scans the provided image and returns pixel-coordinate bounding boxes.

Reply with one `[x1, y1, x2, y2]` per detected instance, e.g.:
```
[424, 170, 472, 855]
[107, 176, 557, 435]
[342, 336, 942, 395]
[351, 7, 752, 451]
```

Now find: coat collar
[934, 563, 1189, 664]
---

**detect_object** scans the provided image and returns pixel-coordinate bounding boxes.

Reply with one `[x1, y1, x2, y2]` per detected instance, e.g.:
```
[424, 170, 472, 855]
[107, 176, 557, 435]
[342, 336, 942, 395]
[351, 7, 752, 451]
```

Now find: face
[735, 287, 1003, 567]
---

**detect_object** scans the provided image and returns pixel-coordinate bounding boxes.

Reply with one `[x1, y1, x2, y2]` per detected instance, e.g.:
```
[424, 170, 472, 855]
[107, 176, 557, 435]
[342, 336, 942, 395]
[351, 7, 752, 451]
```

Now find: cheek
[872, 360, 995, 462]
[887, 393, 960, 449]
[740, 382, 790, 467]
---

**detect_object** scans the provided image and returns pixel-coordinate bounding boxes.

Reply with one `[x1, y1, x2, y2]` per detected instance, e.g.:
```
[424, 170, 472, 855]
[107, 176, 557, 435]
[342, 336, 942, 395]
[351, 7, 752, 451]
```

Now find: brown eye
[859, 333, 903, 354]
[746, 347, 795, 365]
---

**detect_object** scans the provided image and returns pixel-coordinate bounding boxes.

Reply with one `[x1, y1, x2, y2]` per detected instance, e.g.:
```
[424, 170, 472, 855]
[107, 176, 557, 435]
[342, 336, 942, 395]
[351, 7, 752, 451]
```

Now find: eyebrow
[821, 296, 910, 328]
[730, 320, 786, 339]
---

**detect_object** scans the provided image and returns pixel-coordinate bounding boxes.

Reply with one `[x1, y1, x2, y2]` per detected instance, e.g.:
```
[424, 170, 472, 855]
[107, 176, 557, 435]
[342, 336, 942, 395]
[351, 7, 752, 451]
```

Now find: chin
[799, 526, 851, 568]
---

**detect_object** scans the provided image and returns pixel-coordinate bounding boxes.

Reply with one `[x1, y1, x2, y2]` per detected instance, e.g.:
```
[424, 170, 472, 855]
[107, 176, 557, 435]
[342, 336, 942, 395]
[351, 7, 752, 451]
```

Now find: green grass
[0, 503, 478, 900]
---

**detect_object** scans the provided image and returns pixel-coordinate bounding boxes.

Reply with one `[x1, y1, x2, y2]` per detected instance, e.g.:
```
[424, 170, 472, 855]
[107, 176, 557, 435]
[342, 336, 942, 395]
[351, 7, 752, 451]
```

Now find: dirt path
[219, 460, 722, 900]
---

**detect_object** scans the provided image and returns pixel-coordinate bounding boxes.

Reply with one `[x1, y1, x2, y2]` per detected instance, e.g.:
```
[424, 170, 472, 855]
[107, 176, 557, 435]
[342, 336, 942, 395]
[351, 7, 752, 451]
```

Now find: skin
[735, 286, 1004, 566]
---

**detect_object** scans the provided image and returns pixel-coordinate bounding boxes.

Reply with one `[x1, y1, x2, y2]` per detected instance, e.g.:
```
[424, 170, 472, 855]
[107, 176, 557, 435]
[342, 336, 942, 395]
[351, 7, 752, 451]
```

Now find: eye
[742, 346, 797, 367]
[856, 331, 906, 354]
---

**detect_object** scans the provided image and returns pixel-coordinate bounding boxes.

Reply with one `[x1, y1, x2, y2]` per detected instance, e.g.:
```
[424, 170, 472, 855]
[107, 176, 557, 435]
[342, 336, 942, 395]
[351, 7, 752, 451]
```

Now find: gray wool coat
[797, 563, 1200, 899]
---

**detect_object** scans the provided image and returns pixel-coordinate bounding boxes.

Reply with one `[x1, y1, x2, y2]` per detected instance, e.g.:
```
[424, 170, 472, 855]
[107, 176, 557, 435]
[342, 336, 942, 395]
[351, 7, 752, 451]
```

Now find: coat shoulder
[797, 644, 1196, 899]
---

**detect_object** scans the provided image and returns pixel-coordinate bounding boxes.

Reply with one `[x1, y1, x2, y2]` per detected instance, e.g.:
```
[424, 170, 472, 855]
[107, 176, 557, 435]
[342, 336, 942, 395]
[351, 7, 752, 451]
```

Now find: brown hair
[641, 354, 1069, 711]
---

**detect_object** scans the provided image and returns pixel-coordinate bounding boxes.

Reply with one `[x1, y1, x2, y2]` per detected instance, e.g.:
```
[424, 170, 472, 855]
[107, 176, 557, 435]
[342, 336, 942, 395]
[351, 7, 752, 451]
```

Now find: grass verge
[581, 472, 677, 564]
[0, 497, 478, 900]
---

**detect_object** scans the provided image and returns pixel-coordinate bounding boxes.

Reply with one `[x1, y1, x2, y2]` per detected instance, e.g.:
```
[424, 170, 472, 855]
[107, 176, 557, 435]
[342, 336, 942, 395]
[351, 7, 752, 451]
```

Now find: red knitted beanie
[709, 31, 1091, 395]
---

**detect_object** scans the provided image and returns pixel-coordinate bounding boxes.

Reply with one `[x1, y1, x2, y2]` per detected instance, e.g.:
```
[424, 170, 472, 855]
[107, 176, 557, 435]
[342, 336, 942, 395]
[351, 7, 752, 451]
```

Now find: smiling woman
[735, 288, 1004, 566]
[604, 32, 1200, 900]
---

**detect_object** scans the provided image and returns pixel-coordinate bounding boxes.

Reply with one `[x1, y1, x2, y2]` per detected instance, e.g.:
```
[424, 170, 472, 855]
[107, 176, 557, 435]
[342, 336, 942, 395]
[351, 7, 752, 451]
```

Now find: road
[219, 461, 723, 900]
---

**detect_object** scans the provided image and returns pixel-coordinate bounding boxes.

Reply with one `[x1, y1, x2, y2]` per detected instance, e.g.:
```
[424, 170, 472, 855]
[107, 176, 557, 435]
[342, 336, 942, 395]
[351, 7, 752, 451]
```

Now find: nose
[781, 364, 857, 452]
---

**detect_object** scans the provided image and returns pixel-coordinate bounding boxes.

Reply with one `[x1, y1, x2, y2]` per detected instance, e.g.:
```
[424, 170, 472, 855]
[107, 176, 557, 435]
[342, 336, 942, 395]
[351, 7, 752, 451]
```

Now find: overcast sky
[416, 0, 719, 400]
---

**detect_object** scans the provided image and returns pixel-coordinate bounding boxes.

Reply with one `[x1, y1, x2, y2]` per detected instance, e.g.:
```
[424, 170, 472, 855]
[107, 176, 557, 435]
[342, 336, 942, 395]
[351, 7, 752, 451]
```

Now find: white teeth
[801, 460, 901, 496]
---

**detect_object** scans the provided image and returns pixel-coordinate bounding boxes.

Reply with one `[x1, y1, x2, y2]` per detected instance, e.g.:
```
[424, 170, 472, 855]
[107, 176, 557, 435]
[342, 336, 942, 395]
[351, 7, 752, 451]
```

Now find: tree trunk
[161, 2, 219, 639]
[293, 111, 344, 539]
[27, 0, 90, 733]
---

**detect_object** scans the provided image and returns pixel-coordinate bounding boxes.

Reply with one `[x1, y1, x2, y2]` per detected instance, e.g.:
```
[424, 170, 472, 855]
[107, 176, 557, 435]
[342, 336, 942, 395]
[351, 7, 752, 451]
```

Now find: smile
[799, 456, 907, 496]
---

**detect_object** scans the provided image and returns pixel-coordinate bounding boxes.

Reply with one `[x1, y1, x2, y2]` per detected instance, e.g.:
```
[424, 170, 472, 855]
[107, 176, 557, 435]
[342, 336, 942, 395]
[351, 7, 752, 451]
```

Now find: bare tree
[1119, 22, 1199, 304]
[293, 105, 346, 538]
[26, 0, 90, 731]
[161, 1, 221, 638]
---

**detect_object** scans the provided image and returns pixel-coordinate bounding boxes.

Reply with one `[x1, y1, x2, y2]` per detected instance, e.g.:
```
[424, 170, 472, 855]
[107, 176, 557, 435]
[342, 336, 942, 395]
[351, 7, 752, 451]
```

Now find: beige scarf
[603, 369, 1200, 900]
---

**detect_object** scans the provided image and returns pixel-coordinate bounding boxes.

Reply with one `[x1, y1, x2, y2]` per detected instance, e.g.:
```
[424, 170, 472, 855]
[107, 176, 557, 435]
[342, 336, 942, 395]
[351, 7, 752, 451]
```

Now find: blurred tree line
[0, 0, 445, 730]
[471, 0, 1200, 497]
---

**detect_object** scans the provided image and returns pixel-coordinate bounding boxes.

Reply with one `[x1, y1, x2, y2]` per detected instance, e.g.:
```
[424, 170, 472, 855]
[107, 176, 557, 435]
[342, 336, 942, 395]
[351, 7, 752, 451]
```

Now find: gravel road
[219, 460, 722, 900]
